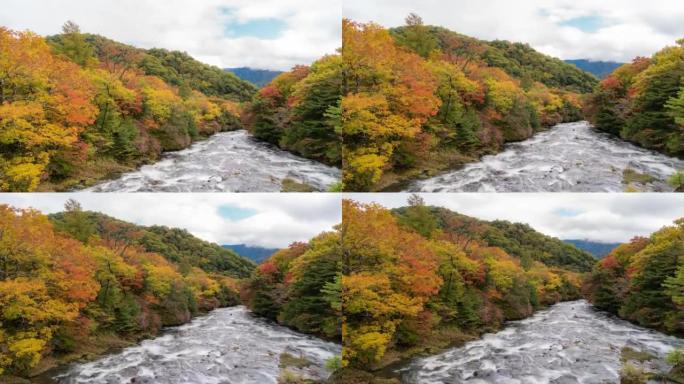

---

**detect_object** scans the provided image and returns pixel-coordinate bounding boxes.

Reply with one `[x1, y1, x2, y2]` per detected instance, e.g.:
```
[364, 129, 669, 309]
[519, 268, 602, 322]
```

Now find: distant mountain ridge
[563, 239, 621, 258]
[225, 67, 283, 87]
[565, 59, 623, 79]
[223, 244, 279, 263]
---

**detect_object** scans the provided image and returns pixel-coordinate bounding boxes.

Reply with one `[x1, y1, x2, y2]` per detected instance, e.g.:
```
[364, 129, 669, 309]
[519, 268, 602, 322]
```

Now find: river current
[50, 306, 340, 384]
[399, 301, 684, 384]
[86, 130, 341, 192]
[408, 122, 684, 192]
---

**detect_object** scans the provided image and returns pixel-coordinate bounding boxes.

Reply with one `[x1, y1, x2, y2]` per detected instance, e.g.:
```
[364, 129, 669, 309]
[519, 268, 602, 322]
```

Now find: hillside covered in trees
[584, 218, 684, 337]
[341, 15, 597, 191]
[337, 197, 593, 380]
[586, 39, 684, 160]
[242, 55, 343, 167]
[1, 22, 343, 192]
[0, 22, 257, 192]
[241, 231, 342, 342]
[0, 201, 254, 378]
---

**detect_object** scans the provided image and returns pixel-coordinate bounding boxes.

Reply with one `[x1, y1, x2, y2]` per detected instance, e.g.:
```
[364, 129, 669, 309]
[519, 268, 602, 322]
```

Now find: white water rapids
[86, 130, 341, 192]
[399, 301, 684, 383]
[409, 122, 684, 192]
[51, 306, 340, 384]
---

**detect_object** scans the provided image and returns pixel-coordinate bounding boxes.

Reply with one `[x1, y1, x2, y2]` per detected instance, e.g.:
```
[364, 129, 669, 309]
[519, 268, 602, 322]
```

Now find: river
[85, 130, 341, 192]
[398, 301, 684, 383]
[408, 121, 684, 192]
[46, 306, 340, 384]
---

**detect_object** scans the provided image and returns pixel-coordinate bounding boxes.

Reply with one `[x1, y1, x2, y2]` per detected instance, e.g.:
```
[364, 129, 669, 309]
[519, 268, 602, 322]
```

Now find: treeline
[0, 22, 256, 192]
[341, 15, 593, 191]
[586, 39, 684, 160]
[0, 201, 253, 377]
[339, 197, 589, 375]
[241, 231, 342, 341]
[584, 218, 684, 336]
[242, 56, 343, 167]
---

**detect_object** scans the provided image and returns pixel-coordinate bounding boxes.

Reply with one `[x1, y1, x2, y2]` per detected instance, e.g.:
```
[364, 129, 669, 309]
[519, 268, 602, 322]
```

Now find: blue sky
[218, 205, 258, 221]
[554, 207, 583, 217]
[344, 0, 684, 62]
[0, 0, 341, 71]
[560, 15, 605, 34]
[225, 18, 286, 39]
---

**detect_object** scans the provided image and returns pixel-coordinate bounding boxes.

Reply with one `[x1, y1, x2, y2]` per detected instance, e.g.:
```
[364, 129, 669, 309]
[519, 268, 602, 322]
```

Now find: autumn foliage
[341, 17, 588, 191]
[586, 39, 684, 158]
[242, 232, 342, 340]
[0, 202, 247, 376]
[341, 197, 586, 368]
[585, 219, 684, 336]
[0, 24, 254, 191]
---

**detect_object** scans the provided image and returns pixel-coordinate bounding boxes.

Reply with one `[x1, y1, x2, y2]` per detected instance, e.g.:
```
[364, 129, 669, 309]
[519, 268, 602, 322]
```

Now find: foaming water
[86, 130, 341, 192]
[52, 306, 340, 384]
[409, 122, 684, 192]
[399, 301, 684, 384]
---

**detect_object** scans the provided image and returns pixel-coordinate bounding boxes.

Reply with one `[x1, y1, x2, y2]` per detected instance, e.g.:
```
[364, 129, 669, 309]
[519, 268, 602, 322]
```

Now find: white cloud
[0, 0, 341, 71]
[0, 193, 342, 248]
[343, 0, 684, 62]
[344, 193, 684, 243]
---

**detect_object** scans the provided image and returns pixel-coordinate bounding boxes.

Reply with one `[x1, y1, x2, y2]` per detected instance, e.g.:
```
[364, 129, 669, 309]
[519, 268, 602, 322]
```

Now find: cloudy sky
[0, 194, 341, 248]
[0, 0, 341, 70]
[344, 0, 684, 62]
[346, 193, 684, 243]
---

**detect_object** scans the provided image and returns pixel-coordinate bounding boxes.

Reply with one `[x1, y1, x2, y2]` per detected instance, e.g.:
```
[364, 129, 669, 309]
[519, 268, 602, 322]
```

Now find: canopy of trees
[341, 197, 587, 369]
[242, 55, 343, 166]
[241, 231, 342, 341]
[584, 218, 684, 336]
[341, 16, 590, 191]
[0, 201, 251, 376]
[586, 39, 684, 159]
[1, 23, 256, 191]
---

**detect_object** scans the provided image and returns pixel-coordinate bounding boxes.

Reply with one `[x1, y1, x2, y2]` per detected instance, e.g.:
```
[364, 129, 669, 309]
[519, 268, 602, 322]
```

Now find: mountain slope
[564, 239, 620, 258]
[50, 211, 255, 278]
[48, 33, 257, 101]
[390, 25, 598, 93]
[393, 206, 596, 272]
[0, 203, 248, 377]
[223, 244, 279, 263]
[0, 25, 256, 192]
[565, 59, 623, 79]
[226, 67, 283, 87]
[586, 40, 684, 160]
[342, 19, 589, 191]
[341, 198, 589, 373]
[585, 219, 684, 337]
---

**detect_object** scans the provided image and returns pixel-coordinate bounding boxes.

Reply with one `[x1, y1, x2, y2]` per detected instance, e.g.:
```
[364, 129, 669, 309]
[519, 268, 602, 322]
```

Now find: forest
[341, 15, 594, 191]
[583, 218, 684, 382]
[584, 218, 684, 336]
[335, 197, 593, 381]
[242, 55, 343, 168]
[586, 39, 684, 160]
[0, 22, 341, 192]
[241, 231, 342, 342]
[0, 200, 254, 377]
[0, 200, 344, 382]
